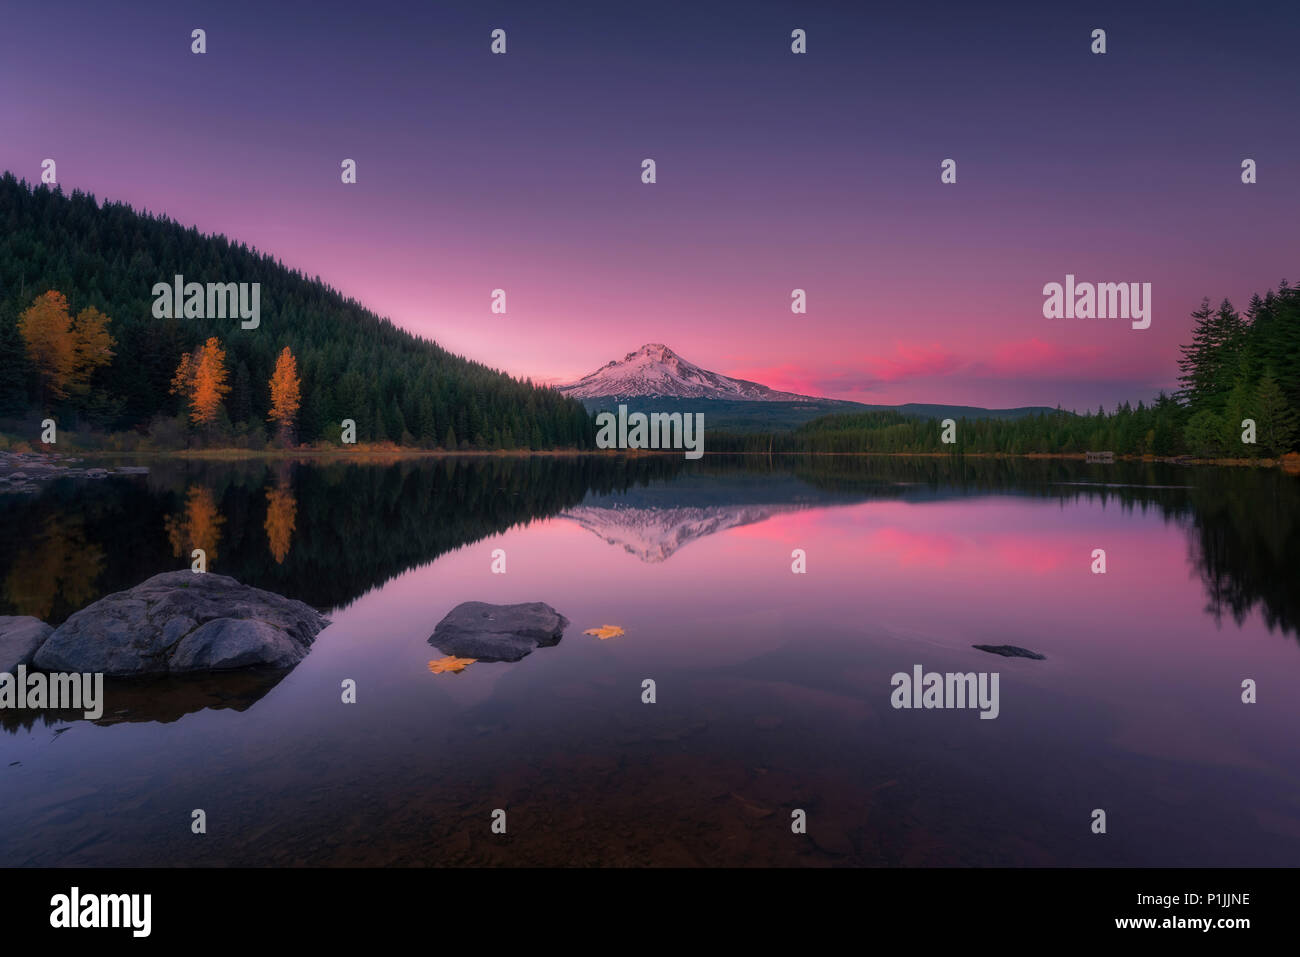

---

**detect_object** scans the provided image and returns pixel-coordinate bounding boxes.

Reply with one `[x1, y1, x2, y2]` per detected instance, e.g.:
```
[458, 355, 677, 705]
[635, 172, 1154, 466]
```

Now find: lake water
[1, 455, 1298, 866]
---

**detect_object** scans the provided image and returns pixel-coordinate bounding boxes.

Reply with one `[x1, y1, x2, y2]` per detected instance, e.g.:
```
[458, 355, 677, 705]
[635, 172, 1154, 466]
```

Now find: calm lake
[1, 455, 1298, 866]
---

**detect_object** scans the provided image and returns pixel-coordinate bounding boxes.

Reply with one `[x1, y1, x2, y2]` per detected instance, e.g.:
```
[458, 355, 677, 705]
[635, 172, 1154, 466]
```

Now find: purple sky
[2, 0, 1297, 410]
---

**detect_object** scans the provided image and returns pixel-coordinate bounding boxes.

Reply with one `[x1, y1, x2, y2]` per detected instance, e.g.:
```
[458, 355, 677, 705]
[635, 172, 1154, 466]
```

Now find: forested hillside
[0, 174, 593, 449]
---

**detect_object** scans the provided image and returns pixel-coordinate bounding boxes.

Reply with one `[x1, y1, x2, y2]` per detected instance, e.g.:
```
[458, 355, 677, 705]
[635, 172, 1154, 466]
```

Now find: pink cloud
[863, 344, 964, 383]
[728, 345, 965, 398]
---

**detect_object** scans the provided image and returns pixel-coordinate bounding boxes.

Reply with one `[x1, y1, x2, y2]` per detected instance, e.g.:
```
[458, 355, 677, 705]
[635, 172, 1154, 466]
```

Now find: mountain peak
[559, 344, 815, 402]
[631, 342, 672, 354]
[625, 343, 681, 368]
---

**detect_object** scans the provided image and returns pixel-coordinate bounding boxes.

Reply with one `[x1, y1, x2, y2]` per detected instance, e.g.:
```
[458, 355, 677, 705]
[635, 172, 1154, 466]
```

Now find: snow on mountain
[557, 343, 815, 402]
[560, 502, 808, 562]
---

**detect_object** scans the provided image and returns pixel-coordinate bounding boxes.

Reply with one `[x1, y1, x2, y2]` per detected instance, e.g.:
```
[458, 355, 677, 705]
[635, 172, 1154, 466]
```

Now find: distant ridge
[559, 343, 1058, 431]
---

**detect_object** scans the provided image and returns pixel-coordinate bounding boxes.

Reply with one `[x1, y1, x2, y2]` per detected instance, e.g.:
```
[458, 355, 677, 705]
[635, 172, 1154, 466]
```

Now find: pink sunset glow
[1, 1, 1293, 412]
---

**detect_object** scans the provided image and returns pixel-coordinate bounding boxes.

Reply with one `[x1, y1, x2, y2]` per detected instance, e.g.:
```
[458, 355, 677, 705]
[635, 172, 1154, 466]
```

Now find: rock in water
[430, 601, 569, 662]
[33, 571, 330, 676]
[0, 617, 54, 674]
[972, 644, 1046, 660]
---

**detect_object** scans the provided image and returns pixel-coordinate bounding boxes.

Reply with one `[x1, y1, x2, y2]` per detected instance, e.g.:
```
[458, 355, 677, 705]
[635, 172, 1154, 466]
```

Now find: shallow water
[1, 455, 1297, 866]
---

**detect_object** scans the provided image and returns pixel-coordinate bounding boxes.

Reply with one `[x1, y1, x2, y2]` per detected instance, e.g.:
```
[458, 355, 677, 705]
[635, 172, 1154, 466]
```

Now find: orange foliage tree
[165, 486, 225, 562]
[267, 346, 301, 440]
[264, 480, 297, 564]
[17, 290, 116, 404]
[170, 337, 231, 426]
[4, 515, 105, 620]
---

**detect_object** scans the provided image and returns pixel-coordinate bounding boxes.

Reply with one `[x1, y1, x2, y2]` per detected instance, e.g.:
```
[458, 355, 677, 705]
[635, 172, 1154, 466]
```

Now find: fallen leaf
[428, 656, 477, 674]
[583, 625, 625, 640]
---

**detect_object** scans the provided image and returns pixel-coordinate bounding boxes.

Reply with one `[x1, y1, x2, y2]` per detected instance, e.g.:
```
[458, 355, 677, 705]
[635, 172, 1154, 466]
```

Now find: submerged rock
[0, 617, 53, 674]
[430, 601, 569, 662]
[972, 644, 1045, 660]
[33, 571, 329, 676]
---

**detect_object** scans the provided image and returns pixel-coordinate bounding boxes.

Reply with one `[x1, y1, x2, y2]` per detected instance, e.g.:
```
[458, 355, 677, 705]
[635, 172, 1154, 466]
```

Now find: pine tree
[1255, 373, 1299, 456]
[415, 396, 435, 446]
[1225, 378, 1256, 458]
[0, 313, 30, 415]
[1184, 408, 1228, 457]
[1177, 299, 1246, 414]
[1257, 286, 1300, 411]
[386, 397, 407, 443]
[229, 360, 253, 425]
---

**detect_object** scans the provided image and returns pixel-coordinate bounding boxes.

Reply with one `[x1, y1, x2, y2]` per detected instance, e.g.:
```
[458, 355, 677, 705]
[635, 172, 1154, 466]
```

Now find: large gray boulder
[0, 616, 53, 673]
[430, 601, 569, 662]
[33, 571, 329, 675]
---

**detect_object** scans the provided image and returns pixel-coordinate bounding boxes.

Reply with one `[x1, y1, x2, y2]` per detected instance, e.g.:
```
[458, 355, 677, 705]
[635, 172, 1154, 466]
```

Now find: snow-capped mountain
[557, 343, 816, 402]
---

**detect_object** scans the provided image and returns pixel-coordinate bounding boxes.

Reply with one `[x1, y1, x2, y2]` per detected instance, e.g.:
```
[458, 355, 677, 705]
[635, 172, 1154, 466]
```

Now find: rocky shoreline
[0, 450, 148, 493]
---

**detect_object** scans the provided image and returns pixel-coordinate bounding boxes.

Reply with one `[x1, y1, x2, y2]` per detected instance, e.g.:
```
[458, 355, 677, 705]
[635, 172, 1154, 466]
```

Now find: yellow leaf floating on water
[584, 625, 625, 640]
[428, 656, 477, 674]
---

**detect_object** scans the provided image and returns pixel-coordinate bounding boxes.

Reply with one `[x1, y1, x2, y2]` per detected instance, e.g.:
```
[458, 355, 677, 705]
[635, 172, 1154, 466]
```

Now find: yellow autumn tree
[17, 291, 116, 404]
[267, 346, 301, 440]
[170, 337, 230, 426]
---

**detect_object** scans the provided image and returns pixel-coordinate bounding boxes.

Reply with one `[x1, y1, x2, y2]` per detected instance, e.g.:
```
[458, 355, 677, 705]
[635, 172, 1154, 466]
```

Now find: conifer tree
[1255, 373, 1298, 456]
